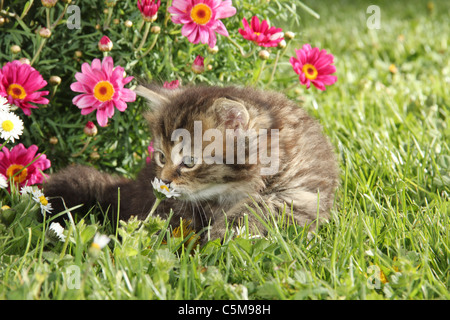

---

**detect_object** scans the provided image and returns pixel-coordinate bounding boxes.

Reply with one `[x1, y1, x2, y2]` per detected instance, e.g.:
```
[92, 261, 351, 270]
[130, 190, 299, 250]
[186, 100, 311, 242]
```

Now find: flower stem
[164, 0, 173, 28]
[138, 34, 159, 59]
[252, 60, 266, 86]
[267, 42, 291, 87]
[59, 224, 73, 260]
[267, 50, 281, 87]
[50, 3, 69, 29]
[138, 197, 162, 232]
[135, 22, 151, 52]
[46, 7, 51, 29]
[71, 137, 92, 158]
[103, 6, 114, 30]
[132, 20, 145, 48]
[227, 36, 255, 58]
[147, 198, 162, 219]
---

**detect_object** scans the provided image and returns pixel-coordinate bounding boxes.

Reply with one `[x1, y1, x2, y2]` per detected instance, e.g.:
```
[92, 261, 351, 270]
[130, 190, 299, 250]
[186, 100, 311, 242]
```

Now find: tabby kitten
[44, 84, 339, 240]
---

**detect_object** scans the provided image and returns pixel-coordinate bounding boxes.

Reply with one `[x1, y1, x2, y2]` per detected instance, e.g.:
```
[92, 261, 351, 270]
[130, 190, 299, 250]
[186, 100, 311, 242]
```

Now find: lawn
[0, 0, 448, 301]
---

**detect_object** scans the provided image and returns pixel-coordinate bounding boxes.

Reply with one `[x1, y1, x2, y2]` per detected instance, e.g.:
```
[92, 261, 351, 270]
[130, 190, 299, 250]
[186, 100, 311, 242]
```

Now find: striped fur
[44, 85, 339, 240]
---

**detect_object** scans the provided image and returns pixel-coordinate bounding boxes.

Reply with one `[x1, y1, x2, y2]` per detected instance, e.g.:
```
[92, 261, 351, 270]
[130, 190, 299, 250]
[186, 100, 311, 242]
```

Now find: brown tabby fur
[44, 85, 339, 240]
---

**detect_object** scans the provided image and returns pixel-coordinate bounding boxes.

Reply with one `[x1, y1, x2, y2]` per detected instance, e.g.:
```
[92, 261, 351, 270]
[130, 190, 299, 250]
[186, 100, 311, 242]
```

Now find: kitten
[44, 84, 339, 240]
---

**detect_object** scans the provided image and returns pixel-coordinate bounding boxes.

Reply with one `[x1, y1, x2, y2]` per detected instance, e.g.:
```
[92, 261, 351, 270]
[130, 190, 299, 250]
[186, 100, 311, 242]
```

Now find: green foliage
[0, 0, 449, 301]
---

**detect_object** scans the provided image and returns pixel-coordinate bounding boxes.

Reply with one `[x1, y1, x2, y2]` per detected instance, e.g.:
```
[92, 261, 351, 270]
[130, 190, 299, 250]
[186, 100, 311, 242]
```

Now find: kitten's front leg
[208, 198, 271, 241]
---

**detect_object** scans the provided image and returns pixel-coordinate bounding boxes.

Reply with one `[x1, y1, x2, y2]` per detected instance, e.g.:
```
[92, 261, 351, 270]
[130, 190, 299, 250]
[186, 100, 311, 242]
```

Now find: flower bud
[84, 121, 98, 137]
[277, 39, 287, 49]
[49, 75, 61, 86]
[39, 27, 52, 38]
[207, 46, 219, 54]
[49, 136, 58, 145]
[10, 45, 21, 54]
[284, 31, 295, 40]
[41, 0, 58, 8]
[191, 55, 205, 74]
[18, 58, 31, 65]
[138, 0, 160, 22]
[151, 26, 161, 34]
[124, 20, 133, 28]
[98, 35, 113, 52]
[90, 151, 100, 160]
[74, 50, 83, 58]
[0, 17, 5, 27]
[258, 49, 270, 60]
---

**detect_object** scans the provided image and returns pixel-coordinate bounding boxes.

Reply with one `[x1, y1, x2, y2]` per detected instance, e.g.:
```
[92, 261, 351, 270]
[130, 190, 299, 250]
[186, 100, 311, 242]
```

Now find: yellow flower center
[39, 195, 48, 206]
[190, 3, 212, 25]
[91, 243, 101, 250]
[93, 80, 115, 102]
[2, 120, 14, 132]
[254, 32, 261, 36]
[6, 164, 28, 183]
[160, 185, 170, 192]
[302, 64, 318, 80]
[7, 84, 27, 100]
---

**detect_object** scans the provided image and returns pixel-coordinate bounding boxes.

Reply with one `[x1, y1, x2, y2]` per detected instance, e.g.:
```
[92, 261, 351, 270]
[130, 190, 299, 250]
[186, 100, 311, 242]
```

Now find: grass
[0, 0, 449, 300]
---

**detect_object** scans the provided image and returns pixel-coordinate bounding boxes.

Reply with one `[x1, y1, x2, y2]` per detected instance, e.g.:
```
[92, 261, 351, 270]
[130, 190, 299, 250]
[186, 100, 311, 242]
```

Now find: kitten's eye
[156, 152, 166, 167]
[181, 156, 197, 169]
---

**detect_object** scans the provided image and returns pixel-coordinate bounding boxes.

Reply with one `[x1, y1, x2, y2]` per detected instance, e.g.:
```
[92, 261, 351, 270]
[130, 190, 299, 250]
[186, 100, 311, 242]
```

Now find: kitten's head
[135, 84, 267, 202]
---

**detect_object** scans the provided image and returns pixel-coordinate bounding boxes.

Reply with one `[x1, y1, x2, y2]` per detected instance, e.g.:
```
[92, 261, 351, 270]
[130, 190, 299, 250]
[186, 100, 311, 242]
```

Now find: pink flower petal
[119, 88, 136, 102]
[96, 108, 108, 127]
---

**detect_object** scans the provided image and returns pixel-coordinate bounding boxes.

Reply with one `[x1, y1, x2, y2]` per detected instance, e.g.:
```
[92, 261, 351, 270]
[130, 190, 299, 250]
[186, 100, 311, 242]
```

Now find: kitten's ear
[211, 98, 250, 131]
[135, 85, 173, 111]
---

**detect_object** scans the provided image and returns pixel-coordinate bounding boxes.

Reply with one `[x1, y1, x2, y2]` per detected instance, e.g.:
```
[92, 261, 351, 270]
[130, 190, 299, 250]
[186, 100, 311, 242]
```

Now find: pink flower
[146, 141, 154, 164]
[98, 35, 113, 52]
[0, 143, 51, 189]
[0, 60, 49, 116]
[168, 0, 236, 48]
[238, 16, 284, 47]
[70, 56, 136, 127]
[137, 0, 161, 22]
[289, 44, 337, 91]
[192, 55, 205, 74]
[163, 80, 180, 89]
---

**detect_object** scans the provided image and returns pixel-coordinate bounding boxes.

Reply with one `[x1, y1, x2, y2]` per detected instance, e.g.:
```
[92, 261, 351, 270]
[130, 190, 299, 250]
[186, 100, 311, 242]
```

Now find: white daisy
[151, 177, 180, 199]
[47, 222, 66, 242]
[31, 189, 53, 214]
[91, 233, 110, 250]
[20, 186, 33, 195]
[0, 111, 24, 142]
[0, 97, 11, 113]
[0, 174, 8, 189]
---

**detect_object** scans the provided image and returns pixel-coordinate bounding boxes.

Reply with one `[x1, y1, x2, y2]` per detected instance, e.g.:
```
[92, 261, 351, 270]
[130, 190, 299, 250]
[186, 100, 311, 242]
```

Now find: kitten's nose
[161, 179, 171, 185]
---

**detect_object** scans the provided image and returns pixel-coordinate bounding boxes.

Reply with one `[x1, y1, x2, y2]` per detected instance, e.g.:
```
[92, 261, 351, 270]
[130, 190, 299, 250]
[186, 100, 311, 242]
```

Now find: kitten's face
[143, 86, 258, 202]
[151, 118, 248, 202]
